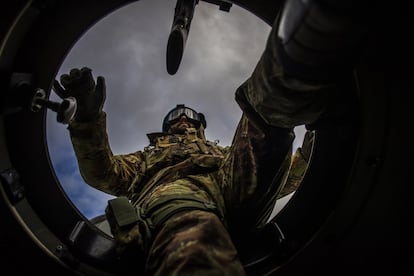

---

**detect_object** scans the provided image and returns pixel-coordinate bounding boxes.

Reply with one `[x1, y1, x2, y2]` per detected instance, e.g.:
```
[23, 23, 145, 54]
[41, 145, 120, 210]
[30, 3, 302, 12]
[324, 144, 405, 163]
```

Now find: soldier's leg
[107, 178, 245, 274]
[237, 0, 368, 129]
[235, 29, 337, 130]
[147, 209, 245, 276]
[142, 179, 246, 275]
[221, 14, 331, 233]
[218, 112, 294, 232]
[224, 1, 363, 230]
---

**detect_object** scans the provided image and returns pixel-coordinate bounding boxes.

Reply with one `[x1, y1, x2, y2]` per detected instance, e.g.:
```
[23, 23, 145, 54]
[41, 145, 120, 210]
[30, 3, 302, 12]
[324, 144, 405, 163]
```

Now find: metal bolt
[30, 90, 77, 124]
[30, 88, 46, 112]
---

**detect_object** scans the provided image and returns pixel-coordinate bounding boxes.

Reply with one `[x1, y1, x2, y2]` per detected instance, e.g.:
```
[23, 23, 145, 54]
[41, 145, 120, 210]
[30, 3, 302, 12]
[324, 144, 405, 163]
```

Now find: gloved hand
[53, 67, 106, 122]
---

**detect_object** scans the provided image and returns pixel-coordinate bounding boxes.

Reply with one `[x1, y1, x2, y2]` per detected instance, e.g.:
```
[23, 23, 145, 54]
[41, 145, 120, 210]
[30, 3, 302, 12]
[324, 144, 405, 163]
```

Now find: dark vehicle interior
[0, 0, 411, 275]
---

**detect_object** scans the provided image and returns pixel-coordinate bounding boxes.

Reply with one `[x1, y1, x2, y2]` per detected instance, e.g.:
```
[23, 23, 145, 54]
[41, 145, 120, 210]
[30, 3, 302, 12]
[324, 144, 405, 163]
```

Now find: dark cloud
[47, 0, 304, 218]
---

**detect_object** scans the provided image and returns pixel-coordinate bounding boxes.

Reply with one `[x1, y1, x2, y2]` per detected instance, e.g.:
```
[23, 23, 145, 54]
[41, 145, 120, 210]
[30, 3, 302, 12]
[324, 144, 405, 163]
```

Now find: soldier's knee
[146, 208, 247, 274]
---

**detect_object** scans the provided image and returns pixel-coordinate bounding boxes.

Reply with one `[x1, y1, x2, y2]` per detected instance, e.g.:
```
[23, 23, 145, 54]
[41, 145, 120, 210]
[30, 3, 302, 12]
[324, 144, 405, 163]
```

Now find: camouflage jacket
[68, 111, 303, 231]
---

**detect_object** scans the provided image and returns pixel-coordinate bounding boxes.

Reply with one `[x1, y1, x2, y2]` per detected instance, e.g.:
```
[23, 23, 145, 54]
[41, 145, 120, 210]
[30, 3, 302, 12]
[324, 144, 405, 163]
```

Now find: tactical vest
[106, 128, 227, 254]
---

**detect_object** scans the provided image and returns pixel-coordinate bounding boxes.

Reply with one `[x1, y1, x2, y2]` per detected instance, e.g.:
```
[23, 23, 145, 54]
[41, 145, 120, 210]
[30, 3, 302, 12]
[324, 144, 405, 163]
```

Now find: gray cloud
[54, 0, 271, 151]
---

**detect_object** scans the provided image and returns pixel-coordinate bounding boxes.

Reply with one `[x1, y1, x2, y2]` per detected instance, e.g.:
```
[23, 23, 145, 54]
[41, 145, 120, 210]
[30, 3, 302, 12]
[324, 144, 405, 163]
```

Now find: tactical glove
[53, 67, 106, 122]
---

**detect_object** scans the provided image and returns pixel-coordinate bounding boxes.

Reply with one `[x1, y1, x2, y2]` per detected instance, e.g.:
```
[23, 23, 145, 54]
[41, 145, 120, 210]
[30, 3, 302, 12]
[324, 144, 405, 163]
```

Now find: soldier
[52, 5, 346, 274]
[53, 70, 304, 273]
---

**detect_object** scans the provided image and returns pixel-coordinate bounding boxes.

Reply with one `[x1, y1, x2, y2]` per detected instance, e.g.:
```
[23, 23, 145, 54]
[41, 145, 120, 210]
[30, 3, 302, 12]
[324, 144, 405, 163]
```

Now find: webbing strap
[106, 195, 224, 251]
[145, 194, 223, 229]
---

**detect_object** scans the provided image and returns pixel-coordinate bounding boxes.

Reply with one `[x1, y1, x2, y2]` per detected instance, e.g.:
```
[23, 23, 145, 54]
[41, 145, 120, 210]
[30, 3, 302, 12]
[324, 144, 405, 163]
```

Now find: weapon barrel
[166, 0, 198, 75]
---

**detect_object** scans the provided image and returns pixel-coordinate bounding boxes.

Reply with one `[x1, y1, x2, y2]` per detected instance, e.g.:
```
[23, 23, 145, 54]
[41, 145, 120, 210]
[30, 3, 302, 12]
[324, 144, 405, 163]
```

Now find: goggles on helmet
[162, 104, 205, 132]
[166, 106, 200, 123]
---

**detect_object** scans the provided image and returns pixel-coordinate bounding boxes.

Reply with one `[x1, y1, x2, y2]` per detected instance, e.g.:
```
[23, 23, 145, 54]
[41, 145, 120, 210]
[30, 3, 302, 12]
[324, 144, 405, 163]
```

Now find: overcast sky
[46, 0, 304, 219]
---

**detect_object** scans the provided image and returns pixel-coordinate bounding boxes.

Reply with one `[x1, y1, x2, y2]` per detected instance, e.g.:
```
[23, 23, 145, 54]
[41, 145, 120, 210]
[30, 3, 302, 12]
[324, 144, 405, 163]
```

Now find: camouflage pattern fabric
[69, 111, 294, 275]
[239, 19, 339, 129]
[147, 209, 244, 276]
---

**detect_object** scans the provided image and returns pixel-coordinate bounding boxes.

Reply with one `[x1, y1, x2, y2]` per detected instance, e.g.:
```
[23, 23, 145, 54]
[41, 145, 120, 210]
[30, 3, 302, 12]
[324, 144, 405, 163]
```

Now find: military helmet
[162, 104, 206, 132]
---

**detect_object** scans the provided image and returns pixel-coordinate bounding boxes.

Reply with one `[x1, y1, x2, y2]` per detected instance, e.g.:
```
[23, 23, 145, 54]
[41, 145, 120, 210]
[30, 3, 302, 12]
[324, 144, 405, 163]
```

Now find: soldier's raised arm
[54, 67, 146, 196]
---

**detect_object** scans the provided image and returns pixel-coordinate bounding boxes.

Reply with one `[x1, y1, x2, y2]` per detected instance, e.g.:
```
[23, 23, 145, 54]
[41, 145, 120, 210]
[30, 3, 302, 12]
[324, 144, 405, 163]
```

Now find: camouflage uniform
[67, 16, 323, 276]
[69, 112, 298, 275]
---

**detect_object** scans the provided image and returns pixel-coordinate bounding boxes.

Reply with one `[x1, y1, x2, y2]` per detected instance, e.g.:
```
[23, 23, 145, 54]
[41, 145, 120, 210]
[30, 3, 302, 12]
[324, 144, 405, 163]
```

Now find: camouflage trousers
[147, 209, 244, 276]
[136, 177, 246, 275]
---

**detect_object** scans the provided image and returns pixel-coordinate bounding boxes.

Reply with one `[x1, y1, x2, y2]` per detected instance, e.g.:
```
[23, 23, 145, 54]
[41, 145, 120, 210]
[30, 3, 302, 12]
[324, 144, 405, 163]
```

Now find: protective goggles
[165, 106, 201, 125]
